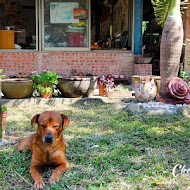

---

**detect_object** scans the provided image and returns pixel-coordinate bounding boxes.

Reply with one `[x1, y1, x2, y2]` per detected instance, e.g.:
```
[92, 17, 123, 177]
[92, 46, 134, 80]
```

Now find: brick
[0, 51, 136, 79]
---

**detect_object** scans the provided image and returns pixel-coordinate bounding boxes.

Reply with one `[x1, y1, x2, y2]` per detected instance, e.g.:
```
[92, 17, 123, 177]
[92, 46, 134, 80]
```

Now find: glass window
[43, 0, 90, 50]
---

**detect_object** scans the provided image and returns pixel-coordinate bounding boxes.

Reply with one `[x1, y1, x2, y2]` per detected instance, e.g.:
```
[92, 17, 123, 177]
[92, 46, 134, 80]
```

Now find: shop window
[42, 0, 90, 51]
[91, 0, 132, 51]
[0, 0, 36, 50]
[0, 0, 132, 51]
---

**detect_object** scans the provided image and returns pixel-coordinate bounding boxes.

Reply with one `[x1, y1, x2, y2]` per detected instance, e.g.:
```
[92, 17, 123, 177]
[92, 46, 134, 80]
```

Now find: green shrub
[31, 71, 61, 96]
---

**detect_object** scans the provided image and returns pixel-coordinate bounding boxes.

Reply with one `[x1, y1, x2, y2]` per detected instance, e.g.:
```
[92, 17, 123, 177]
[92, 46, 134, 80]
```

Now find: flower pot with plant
[1, 105, 7, 138]
[31, 71, 61, 98]
[97, 75, 115, 96]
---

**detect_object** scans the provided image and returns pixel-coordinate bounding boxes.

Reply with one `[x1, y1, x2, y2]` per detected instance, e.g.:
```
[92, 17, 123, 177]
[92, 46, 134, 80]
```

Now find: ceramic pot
[2, 78, 33, 99]
[99, 85, 107, 96]
[41, 93, 52, 98]
[132, 75, 161, 95]
[58, 76, 97, 98]
[134, 79, 157, 102]
[1, 111, 7, 138]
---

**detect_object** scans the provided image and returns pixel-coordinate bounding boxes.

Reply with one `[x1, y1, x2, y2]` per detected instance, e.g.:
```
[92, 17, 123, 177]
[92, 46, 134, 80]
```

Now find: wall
[0, 51, 135, 82]
[134, 64, 152, 76]
[183, 3, 190, 73]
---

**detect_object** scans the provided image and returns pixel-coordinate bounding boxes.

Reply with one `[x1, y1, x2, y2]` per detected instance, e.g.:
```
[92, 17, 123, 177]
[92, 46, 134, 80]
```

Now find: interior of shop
[143, 0, 162, 75]
[91, 0, 132, 50]
[0, 0, 162, 67]
[0, 0, 134, 51]
[0, 0, 36, 49]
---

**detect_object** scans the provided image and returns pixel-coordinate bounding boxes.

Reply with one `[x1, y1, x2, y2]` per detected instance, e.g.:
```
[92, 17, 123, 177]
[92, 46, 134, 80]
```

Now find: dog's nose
[44, 133, 53, 143]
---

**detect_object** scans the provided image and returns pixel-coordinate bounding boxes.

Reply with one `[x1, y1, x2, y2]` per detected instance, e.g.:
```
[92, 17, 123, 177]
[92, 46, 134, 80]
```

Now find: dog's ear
[61, 114, 70, 128]
[31, 114, 40, 128]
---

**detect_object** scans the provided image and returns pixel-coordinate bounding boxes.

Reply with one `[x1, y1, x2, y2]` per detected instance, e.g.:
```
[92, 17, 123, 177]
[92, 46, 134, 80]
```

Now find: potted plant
[31, 71, 61, 98]
[97, 75, 115, 96]
[0, 69, 5, 79]
[1, 105, 7, 138]
[179, 71, 190, 86]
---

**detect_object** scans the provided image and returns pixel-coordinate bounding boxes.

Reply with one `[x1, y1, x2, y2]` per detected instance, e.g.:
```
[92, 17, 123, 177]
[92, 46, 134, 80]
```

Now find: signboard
[73, 8, 88, 19]
[50, 2, 79, 23]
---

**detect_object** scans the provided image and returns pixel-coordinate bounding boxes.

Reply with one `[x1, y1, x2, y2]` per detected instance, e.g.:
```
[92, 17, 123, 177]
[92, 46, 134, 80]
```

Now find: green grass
[0, 102, 189, 190]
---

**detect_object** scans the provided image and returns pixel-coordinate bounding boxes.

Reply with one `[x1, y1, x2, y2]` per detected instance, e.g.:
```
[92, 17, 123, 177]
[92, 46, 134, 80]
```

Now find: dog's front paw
[16, 144, 23, 152]
[49, 175, 60, 184]
[34, 180, 45, 189]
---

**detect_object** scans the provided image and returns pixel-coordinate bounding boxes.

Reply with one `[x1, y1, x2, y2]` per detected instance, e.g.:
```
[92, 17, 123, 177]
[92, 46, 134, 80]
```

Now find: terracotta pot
[41, 93, 52, 98]
[1, 111, 7, 138]
[99, 85, 107, 96]
[2, 78, 33, 99]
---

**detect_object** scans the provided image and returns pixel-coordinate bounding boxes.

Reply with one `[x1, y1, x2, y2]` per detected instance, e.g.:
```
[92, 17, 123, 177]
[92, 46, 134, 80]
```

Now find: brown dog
[16, 111, 70, 189]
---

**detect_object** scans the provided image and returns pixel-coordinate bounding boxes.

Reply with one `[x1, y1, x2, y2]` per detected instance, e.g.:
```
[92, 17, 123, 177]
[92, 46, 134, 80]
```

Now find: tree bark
[160, 0, 183, 97]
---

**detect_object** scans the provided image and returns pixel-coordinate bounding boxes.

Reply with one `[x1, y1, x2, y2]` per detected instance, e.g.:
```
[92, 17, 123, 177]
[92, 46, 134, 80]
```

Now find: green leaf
[1, 105, 7, 111]
[151, 0, 188, 27]
[31, 72, 61, 96]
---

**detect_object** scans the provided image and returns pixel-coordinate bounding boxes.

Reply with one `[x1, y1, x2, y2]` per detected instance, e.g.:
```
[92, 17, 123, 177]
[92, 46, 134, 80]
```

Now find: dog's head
[31, 111, 70, 144]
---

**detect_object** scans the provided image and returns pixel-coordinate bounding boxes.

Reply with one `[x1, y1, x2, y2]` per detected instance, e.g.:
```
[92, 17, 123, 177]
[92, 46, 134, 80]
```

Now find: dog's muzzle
[44, 133, 54, 144]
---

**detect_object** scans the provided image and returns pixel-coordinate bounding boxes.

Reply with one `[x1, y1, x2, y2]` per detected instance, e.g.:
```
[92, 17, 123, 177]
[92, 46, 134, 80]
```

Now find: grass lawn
[0, 101, 189, 190]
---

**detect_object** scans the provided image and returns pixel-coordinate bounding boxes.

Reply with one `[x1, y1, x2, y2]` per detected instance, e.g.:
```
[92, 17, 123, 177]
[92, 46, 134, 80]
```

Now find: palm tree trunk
[160, 0, 183, 97]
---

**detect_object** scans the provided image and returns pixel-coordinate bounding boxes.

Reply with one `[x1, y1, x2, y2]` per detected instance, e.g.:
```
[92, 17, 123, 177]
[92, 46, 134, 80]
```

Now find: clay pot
[2, 78, 33, 99]
[58, 76, 97, 98]
[134, 79, 157, 102]
[132, 75, 161, 95]
[99, 85, 107, 96]
[1, 111, 7, 138]
[41, 93, 52, 98]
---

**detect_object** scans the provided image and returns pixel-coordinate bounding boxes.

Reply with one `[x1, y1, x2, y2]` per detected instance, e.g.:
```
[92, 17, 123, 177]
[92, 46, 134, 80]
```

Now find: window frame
[37, 0, 91, 51]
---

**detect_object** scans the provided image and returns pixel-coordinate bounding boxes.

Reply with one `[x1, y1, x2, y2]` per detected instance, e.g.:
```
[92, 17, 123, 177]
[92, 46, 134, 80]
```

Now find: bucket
[0, 30, 15, 49]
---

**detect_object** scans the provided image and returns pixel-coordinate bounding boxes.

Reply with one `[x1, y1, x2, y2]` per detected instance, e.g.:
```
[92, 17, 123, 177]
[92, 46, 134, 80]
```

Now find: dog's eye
[41, 125, 46, 128]
[54, 126, 59, 129]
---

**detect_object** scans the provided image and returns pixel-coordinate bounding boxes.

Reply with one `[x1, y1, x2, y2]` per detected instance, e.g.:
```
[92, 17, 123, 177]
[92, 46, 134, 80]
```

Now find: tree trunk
[160, 0, 183, 97]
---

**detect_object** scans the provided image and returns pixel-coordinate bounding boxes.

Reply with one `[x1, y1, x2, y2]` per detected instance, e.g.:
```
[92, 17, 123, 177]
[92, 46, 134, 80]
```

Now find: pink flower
[97, 76, 116, 90]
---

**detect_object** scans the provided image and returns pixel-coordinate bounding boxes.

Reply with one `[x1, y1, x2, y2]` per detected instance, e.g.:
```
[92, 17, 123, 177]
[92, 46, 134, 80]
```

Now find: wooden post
[134, 0, 143, 55]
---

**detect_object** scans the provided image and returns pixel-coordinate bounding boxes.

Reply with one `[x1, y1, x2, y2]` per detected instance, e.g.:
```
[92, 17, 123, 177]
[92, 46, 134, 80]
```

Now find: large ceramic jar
[2, 78, 33, 99]
[58, 76, 97, 98]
